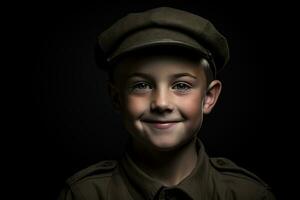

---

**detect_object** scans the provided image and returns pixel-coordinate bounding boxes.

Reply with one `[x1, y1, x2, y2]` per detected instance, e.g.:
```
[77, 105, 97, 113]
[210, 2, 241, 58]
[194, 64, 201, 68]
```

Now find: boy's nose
[150, 89, 174, 113]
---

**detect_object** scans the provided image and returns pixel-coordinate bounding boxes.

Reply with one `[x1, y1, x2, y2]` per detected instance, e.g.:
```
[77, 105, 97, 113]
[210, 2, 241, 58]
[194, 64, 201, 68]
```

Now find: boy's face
[109, 54, 221, 151]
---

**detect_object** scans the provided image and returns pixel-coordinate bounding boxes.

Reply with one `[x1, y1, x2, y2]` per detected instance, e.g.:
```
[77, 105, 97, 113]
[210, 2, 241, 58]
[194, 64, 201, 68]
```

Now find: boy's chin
[147, 137, 192, 152]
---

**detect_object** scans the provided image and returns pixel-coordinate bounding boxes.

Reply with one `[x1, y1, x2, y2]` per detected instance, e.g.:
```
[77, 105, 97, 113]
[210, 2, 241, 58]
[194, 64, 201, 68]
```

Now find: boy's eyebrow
[126, 72, 152, 80]
[126, 72, 197, 80]
[172, 73, 198, 79]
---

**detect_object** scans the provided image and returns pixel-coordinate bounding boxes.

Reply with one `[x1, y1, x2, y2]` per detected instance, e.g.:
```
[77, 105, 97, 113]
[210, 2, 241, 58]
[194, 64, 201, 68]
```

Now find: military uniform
[58, 7, 276, 200]
[58, 139, 275, 200]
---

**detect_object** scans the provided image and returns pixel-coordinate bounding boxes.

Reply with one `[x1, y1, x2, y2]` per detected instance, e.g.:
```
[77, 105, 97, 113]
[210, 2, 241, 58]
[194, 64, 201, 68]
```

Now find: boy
[58, 7, 276, 200]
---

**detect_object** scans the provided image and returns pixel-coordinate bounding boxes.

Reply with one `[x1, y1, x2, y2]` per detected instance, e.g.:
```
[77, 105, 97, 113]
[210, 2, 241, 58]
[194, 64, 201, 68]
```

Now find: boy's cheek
[124, 96, 149, 117]
[177, 95, 203, 120]
[178, 97, 204, 134]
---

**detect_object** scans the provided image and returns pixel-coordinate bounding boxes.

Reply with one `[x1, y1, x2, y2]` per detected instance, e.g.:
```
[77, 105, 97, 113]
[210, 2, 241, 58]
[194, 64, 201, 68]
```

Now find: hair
[106, 45, 214, 87]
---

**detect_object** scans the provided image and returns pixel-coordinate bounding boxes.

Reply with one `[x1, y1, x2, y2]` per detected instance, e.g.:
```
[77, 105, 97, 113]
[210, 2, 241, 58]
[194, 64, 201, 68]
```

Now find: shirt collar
[120, 139, 214, 200]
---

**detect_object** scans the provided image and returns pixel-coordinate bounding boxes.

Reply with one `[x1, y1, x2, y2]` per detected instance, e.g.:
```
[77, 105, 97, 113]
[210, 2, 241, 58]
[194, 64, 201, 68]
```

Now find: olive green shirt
[58, 140, 276, 200]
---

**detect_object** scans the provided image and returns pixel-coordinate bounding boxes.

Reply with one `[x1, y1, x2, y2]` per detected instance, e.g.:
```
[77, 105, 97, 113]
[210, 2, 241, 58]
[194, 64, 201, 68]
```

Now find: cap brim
[107, 28, 210, 63]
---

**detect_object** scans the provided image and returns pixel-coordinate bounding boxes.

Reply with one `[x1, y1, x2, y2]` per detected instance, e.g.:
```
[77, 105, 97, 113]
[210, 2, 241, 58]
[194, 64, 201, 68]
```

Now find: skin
[108, 54, 222, 186]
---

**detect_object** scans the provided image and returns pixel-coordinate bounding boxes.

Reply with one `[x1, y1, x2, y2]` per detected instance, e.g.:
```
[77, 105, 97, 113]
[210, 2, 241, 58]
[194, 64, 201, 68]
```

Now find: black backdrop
[17, 0, 296, 199]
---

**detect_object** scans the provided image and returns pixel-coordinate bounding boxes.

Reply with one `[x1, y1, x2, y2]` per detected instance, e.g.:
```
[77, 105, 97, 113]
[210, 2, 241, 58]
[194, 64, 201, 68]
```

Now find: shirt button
[165, 189, 175, 200]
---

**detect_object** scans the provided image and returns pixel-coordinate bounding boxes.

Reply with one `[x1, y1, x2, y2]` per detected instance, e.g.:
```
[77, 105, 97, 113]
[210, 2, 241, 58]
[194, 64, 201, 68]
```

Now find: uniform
[58, 139, 275, 200]
[58, 7, 276, 200]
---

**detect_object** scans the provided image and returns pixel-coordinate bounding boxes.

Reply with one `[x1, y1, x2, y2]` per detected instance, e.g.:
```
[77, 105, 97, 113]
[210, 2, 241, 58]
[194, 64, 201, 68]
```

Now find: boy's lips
[142, 120, 181, 129]
[150, 122, 177, 129]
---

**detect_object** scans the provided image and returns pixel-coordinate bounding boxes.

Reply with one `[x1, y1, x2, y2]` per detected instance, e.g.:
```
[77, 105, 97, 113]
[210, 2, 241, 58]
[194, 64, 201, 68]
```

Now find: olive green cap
[97, 7, 229, 75]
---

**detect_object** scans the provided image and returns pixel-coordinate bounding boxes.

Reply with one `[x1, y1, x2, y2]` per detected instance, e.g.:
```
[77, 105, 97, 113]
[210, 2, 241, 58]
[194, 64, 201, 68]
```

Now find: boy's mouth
[141, 120, 181, 129]
[150, 122, 177, 129]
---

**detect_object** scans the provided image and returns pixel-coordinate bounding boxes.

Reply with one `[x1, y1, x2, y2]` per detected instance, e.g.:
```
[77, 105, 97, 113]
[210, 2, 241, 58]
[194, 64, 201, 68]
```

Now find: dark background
[14, 0, 296, 199]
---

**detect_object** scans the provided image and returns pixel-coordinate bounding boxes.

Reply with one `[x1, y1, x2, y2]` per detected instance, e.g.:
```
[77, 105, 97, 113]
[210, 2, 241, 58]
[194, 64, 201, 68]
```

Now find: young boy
[58, 7, 276, 200]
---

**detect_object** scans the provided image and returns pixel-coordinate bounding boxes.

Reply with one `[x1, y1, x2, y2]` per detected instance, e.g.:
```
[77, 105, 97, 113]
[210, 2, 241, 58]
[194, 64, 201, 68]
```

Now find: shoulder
[209, 157, 276, 199]
[58, 160, 120, 200]
[66, 160, 118, 186]
[209, 157, 269, 188]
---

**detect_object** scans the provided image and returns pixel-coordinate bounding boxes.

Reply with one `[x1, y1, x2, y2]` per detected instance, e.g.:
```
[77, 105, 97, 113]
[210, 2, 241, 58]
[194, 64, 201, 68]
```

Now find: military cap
[97, 7, 230, 76]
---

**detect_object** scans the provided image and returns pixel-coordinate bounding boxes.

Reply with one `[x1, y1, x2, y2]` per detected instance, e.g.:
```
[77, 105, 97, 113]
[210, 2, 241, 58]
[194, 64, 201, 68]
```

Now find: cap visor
[107, 28, 209, 63]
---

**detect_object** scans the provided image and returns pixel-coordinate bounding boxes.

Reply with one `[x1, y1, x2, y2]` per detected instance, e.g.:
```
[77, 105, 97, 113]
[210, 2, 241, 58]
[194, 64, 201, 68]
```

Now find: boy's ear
[203, 80, 222, 114]
[107, 81, 121, 113]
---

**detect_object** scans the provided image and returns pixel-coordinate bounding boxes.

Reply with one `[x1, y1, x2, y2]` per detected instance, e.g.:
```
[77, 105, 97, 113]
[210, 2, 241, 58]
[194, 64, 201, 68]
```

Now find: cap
[97, 7, 229, 75]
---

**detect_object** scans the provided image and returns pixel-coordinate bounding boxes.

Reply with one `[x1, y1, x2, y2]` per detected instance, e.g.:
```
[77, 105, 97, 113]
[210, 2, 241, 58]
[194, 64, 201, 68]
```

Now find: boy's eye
[130, 82, 152, 92]
[172, 82, 192, 91]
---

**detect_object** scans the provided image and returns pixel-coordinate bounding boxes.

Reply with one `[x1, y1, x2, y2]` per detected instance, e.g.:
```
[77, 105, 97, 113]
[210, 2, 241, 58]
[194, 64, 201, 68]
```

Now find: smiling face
[108, 51, 222, 152]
